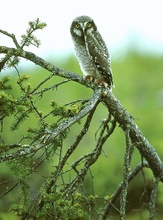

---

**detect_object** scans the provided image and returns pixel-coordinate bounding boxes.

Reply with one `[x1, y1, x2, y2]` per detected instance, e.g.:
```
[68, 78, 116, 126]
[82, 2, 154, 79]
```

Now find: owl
[70, 15, 113, 88]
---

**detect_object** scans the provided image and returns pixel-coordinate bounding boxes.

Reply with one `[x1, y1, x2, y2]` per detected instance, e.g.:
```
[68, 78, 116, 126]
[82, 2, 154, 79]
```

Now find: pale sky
[0, 0, 163, 59]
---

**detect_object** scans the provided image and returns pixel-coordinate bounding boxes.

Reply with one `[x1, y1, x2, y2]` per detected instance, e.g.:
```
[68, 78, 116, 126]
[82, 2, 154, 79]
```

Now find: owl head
[70, 15, 97, 39]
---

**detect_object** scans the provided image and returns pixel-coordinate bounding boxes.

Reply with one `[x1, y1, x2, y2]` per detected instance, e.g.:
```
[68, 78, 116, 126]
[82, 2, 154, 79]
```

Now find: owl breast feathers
[70, 15, 113, 88]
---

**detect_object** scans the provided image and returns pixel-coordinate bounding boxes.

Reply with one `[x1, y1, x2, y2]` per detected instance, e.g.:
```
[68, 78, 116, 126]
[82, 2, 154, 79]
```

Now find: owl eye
[86, 22, 92, 28]
[75, 23, 80, 29]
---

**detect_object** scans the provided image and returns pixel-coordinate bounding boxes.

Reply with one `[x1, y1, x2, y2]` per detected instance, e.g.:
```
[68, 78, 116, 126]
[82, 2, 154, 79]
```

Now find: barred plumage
[70, 15, 113, 88]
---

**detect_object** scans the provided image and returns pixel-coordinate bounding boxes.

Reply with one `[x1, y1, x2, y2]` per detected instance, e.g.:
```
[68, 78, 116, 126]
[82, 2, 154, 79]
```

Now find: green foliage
[7, 157, 31, 184]
[0, 76, 19, 119]
[0, 76, 12, 90]
[1, 49, 163, 219]
[0, 74, 34, 130]
[0, 18, 47, 71]
[50, 100, 81, 118]
[21, 18, 47, 48]
[7, 157, 31, 216]
[33, 191, 89, 220]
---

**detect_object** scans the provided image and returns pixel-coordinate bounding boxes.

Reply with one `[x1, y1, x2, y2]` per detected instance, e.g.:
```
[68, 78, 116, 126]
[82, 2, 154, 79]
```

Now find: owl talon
[95, 80, 108, 88]
[83, 75, 94, 82]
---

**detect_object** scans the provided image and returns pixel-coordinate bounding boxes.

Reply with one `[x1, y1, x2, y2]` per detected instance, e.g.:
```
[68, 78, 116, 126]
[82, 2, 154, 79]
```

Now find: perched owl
[70, 15, 113, 88]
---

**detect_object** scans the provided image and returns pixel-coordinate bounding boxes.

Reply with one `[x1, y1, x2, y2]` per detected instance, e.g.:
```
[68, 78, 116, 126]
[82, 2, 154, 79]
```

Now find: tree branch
[149, 177, 160, 220]
[0, 88, 101, 163]
[42, 100, 99, 195]
[0, 46, 83, 84]
[102, 161, 150, 220]
[0, 46, 162, 181]
[1, 24, 163, 219]
[102, 89, 163, 181]
[120, 129, 133, 219]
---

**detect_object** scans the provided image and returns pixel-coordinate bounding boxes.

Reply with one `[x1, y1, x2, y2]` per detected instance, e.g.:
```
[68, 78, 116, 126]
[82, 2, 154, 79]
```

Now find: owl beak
[81, 25, 85, 34]
[82, 23, 88, 34]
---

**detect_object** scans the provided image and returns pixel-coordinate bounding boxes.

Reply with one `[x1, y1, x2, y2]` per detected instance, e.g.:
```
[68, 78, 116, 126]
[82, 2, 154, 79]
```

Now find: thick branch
[0, 46, 163, 181]
[0, 46, 84, 84]
[102, 89, 163, 181]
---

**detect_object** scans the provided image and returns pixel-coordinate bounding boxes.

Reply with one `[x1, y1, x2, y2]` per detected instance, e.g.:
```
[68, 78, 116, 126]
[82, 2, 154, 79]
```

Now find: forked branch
[0, 46, 163, 181]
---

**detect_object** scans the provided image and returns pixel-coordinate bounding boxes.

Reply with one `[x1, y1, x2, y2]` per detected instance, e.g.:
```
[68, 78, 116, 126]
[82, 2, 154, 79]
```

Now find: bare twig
[0, 88, 101, 163]
[120, 129, 132, 219]
[102, 161, 150, 220]
[0, 29, 20, 48]
[44, 100, 99, 194]
[148, 177, 160, 220]
[63, 113, 116, 196]
[0, 31, 20, 71]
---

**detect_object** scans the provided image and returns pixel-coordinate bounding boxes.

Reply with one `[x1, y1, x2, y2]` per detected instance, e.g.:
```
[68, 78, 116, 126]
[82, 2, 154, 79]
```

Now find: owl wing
[85, 31, 113, 86]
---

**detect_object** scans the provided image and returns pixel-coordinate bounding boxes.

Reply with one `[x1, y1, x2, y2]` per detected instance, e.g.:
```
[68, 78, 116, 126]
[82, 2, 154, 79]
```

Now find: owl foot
[94, 79, 108, 88]
[83, 76, 111, 89]
[83, 75, 94, 82]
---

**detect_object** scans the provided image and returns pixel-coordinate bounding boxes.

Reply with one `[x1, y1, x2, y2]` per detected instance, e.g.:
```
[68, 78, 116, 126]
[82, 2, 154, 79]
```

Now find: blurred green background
[0, 49, 163, 219]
